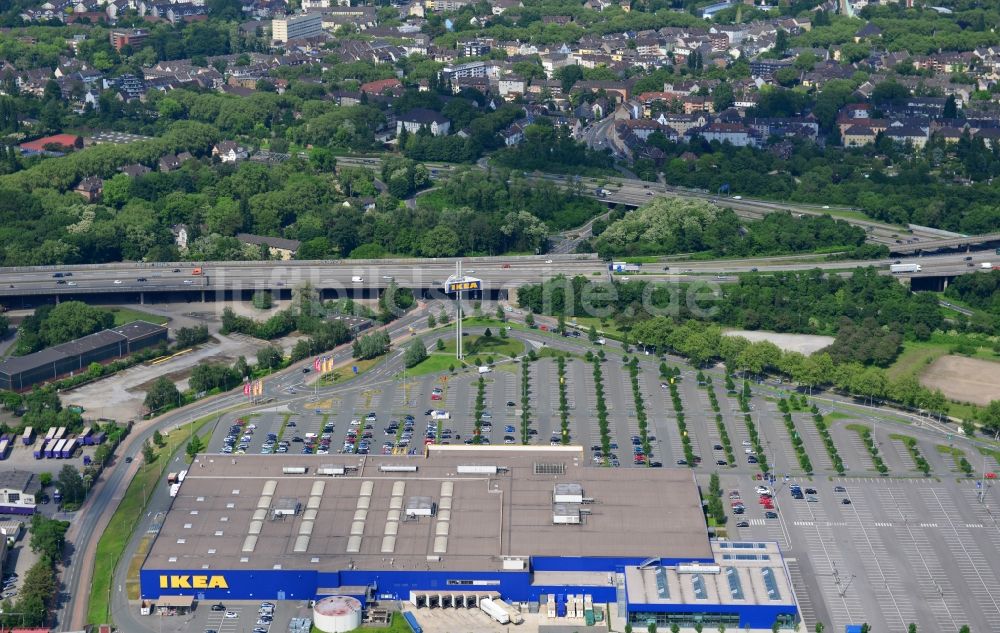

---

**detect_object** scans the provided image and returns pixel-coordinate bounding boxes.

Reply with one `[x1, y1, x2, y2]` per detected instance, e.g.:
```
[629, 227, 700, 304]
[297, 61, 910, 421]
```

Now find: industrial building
[0, 470, 41, 515]
[140, 446, 799, 630]
[271, 13, 323, 43]
[0, 320, 168, 391]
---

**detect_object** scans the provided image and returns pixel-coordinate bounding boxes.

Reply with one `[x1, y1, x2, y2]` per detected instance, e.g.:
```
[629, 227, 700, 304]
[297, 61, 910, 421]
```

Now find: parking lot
[722, 472, 1000, 632]
[193, 334, 1000, 631]
[154, 600, 310, 633]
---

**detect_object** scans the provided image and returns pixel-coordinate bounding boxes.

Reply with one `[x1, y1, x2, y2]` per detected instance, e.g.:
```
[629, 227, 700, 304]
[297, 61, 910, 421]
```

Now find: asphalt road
[0, 255, 609, 299]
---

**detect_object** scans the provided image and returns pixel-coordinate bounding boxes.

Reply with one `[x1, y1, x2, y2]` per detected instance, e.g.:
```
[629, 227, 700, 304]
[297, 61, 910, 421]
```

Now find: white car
[742, 440, 752, 447]
[113, 279, 123, 285]
[755, 486, 772, 496]
[545, 259, 553, 264]
[745, 448, 753, 454]
[225, 611, 239, 619]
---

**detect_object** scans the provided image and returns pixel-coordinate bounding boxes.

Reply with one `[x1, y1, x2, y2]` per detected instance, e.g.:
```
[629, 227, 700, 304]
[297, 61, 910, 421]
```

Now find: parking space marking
[785, 558, 817, 631]
[876, 486, 963, 631]
[794, 503, 862, 631]
[842, 491, 917, 629]
[926, 487, 1000, 631]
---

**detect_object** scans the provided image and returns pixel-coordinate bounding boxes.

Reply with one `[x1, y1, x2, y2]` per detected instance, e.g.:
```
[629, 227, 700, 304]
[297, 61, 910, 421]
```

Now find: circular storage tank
[313, 595, 363, 633]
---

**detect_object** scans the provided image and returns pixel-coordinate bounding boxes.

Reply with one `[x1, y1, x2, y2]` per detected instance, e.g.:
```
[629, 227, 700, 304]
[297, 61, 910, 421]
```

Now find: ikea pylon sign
[445, 277, 482, 293]
[159, 575, 229, 589]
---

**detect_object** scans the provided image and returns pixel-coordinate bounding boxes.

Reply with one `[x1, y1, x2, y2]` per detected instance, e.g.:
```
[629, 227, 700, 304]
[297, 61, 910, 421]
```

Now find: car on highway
[183, 279, 194, 284]
[67, 281, 76, 286]
[113, 279, 123, 284]
[545, 259, 553, 263]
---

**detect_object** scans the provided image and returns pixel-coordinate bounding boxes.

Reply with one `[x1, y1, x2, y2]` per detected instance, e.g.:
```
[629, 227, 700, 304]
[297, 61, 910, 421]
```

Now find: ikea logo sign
[159, 575, 229, 589]
[447, 281, 480, 292]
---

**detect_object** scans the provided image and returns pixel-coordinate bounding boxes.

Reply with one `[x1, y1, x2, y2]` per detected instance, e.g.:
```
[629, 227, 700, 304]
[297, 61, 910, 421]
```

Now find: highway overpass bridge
[0, 255, 609, 309]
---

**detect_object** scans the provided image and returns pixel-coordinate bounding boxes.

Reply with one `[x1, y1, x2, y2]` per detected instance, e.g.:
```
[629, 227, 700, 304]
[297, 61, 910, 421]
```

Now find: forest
[588, 197, 871, 258]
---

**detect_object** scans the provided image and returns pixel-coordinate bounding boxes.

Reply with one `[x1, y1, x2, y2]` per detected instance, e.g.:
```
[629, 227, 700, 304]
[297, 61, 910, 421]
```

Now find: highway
[0, 255, 609, 301]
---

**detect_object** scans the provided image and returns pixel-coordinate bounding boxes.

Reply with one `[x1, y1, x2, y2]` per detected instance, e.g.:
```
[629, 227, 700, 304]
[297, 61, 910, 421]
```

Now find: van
[352, 276, 363, 283]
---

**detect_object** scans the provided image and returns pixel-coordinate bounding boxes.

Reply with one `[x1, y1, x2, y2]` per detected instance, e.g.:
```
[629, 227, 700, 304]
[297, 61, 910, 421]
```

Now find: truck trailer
[889, 263, 921, 273]
[479, 598, 510, 624]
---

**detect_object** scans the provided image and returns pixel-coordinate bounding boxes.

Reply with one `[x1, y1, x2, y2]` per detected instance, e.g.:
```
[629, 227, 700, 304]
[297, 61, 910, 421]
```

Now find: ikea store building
[141, 446, 799, 630]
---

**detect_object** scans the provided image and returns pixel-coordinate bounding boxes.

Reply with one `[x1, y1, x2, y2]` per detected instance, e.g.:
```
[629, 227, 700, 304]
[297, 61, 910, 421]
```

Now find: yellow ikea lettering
[158, 575, 229, 590]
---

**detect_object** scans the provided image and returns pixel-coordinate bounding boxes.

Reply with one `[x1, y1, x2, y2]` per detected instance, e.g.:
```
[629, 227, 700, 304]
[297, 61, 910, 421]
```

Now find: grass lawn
[106, 307, 169, 326]
[438, 334, 524, 360]
[567, 316, 626, 340]
[406, 352, 464, 377]
[89, 410, 225, 625]
[886, 341, 951, 381]
[845, 423, 872, 434]
[316, 355, 385, 385]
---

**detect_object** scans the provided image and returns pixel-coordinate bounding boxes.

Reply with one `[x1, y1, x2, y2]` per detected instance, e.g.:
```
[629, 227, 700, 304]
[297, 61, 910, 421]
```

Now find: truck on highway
[981, 262, 993, 269]
[889, 263, 921, 273]
[610, 262, 641, 273]
[479, 598, 511, 624]
[167, 472, 178, 485]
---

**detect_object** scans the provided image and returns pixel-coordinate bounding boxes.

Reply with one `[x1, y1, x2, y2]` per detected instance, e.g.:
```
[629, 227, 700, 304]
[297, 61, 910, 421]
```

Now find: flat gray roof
[144, 447, 711, 574]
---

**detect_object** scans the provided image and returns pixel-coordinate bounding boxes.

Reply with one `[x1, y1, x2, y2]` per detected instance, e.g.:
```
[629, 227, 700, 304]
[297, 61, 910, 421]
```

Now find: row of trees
[0, 513, 69, 628]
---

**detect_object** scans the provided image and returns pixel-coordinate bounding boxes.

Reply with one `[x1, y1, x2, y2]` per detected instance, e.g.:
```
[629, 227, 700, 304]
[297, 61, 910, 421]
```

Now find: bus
[44, 428, 56, 442]
[22, 427, 34, 445]
[60, 439, 76, 459]
[54, 427, 66, 440]
[0, 439, 9, 460]
[79, 427, 92, 445]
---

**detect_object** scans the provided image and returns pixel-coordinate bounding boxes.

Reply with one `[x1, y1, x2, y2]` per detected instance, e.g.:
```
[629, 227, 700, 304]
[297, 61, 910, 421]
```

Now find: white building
[272, 13, 323, 43]
[0, 471, 40, 516]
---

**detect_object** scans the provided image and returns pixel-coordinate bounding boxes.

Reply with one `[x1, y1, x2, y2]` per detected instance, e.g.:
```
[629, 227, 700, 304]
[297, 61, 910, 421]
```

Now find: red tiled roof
[19, 134, 81, 152]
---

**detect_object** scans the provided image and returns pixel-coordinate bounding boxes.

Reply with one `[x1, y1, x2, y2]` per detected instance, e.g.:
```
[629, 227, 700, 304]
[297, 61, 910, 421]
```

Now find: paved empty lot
[727, 473, 1000, 633]
[921, 355, 1000, 406]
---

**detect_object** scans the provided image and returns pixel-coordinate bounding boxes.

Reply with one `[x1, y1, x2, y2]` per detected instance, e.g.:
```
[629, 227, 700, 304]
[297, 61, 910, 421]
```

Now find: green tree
[256, 345, 284, 370]
[774, 29, 788, 55]
[252, 290, 273, 310]
[427, 313, 437, 328]
[815, 623, 825, 633]
[186, 434, 204, 459]
[29, 514, 69, 562]
[496, 305, 505, 321]
[152, 429, 165, 447]
[525, 312, 535, 327]
[483, 327, 493, 338]
[141, 440, 156, 464]
[404, 339, 428, 368]
[907, 624, 916, 633]
[56, 465, 85, 506]
[943, 95, 957, 119]
[13, 556, 58, 627]
[352, 330, 391, 360]
[144, 377, 181, 413]
[436, 338, 445, 351]
[439, 310, 451, 325]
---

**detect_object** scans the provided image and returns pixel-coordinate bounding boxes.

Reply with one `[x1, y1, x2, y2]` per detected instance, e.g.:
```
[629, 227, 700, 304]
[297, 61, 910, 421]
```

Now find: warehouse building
[0, 320, 168, 391]
[0, 470, 41, 515]
[141, 446, 799, 629]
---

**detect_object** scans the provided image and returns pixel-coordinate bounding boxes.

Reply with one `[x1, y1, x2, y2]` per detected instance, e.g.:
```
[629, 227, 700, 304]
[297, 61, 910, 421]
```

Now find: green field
[441, 333, 524, 359]
[406, 352, 463, 377]
[106, 307, 169, 326]
[88, 410, 226, 625]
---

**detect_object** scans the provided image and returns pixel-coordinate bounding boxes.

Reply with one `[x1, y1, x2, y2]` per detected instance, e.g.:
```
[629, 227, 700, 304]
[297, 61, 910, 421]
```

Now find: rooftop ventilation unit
[677, 563, 721, 574]
[552, 503, 581, 524]
[405, 496, 435, 517]
[379, 465, 418, 472]
[553, 483, 583, 504]
[317, 465, 345, 476]
[282, 466, 307, 474]
[273, 497, 300, 516]
[457, 465, 497, 474]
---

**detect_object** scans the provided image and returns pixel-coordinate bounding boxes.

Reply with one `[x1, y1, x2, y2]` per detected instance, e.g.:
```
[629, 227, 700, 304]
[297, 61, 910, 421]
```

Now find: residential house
[698, 122, 759, 147]
[396, 109, 451, 136]
[212, 141, 250, 163]
[159, 153, 182, 172]
[74, 177, 104, 202]
[498, 75, 526, 99]
[842, 124, 877, 147]
[236, 233, 301, 260]
[120, 163, 151, 178]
